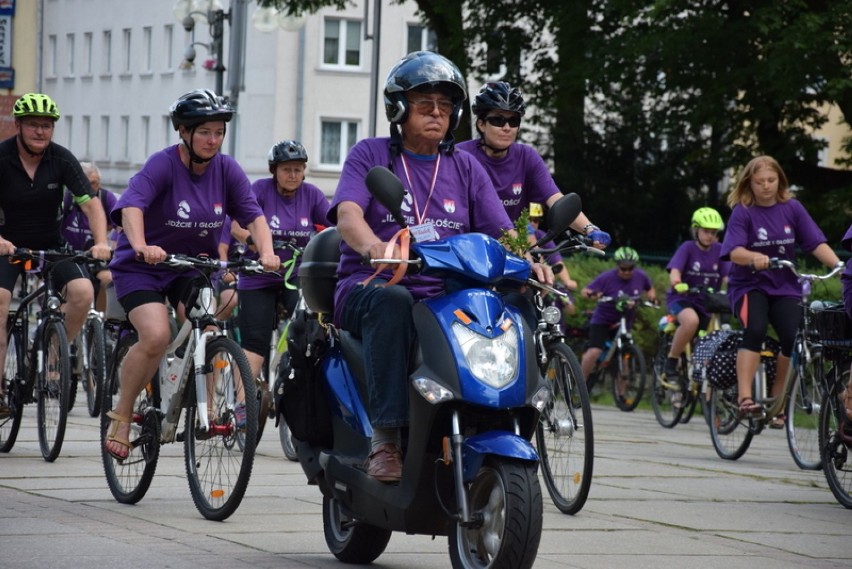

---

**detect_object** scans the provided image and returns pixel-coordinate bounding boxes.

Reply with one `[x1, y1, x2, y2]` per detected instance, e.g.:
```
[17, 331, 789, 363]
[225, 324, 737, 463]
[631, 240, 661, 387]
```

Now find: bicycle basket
[812, 303, 851, 341]
[703, 292, 731, 315]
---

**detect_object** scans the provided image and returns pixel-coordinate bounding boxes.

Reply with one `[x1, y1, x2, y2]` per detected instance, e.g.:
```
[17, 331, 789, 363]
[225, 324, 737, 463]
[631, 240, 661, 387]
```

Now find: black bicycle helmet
[169, 89, 234, 130]
[383, 51, 467, 132]
[472, 82, 526, 118]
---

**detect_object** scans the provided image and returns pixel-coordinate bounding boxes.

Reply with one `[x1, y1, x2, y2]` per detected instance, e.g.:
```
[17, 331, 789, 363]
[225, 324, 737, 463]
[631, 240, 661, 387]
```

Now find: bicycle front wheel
[819, 365, 852, 509]
[184, 336, 257, 521]
[37, 320, 71, 462]
[651, 335, 685, 428]
[101, 330, 160, 504]
[611, 344, 646, 412]
[708, 383, 753, 460]
[536, 342, 594, 515]
[0, 328, 26, 453]
[786, 351, 825, 470]
[84, 316, 107, 418]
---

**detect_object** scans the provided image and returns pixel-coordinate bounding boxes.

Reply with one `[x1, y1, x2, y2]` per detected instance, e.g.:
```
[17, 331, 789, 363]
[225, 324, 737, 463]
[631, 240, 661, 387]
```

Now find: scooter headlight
[413, 377, 454, 404]
[451, 321, 519, 388]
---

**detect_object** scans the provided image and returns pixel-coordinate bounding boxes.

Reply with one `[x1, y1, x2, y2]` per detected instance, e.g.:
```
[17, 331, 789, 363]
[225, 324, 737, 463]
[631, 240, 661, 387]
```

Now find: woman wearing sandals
[721, 155, 842, 426]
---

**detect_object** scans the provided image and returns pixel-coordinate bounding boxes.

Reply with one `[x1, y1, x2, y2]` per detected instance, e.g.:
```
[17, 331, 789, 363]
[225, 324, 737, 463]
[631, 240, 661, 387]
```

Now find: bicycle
[100, 254, 263, 521]
[529, 235, 598, 514]
[815, 304, 852, 508]
[72, 261, 108, 418]
[706, 259, 844, 464]
[0, 248, 90, 461]
[585, 292, 653, 411]
[651, 288, 730, 428]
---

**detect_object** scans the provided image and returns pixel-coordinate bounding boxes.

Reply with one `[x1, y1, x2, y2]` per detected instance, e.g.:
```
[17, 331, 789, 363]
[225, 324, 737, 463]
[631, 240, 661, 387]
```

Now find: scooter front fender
[462, 431, 538, 482]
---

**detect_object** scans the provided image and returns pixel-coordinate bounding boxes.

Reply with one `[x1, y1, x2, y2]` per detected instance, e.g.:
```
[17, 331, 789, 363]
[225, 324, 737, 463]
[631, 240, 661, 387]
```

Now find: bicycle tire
[678, 384, 701, 424]
[37, 320, 71, 462]
[536, 342, 594, 515]
[0, 328, 26, 453]
[611, 344, 646, 412]
[84, 316, 107, 418]
[708, 383, 753, 460]
[785, 350, 824, 470]
[184, 336, 257, 521]
[101, 331, 160, 504]
[651, 336, 685, 428]
[819, 365, 852, 509]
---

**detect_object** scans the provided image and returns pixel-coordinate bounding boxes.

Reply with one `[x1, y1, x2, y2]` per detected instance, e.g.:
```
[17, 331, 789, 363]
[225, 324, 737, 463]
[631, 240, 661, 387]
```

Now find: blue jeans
[340, 282, 414, 429]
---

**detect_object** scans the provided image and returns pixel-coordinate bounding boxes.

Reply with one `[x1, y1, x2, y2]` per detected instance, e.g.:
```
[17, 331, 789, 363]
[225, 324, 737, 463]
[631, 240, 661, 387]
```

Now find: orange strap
[360, 227, 411, 288]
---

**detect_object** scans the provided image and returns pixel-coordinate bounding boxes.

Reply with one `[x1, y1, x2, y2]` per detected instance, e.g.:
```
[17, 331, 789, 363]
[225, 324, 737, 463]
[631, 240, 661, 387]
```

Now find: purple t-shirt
[842, 224, 852, 320]
[329, 137, 512, 325]
[456, 140, 560, 220]
[721, 199, 827, 309]
[109, 145, 263, 299]
[586, 267, 652, 326]
[61, 189, 119, 250]
[238, 178, 330, 291]
[665, 241, 730, 315]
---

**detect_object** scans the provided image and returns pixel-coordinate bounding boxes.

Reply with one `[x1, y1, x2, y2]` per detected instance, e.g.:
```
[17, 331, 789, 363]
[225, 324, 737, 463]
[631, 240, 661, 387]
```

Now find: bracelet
[581, 223, 598, 235]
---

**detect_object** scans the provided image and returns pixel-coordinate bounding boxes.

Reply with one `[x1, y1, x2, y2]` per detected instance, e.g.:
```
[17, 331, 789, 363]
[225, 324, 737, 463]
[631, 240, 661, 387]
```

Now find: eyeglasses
[617, 264, 635, 272]
[22, 121, 55, 132]
[408, 98, 454, 116]
[484, 115, 521, 128]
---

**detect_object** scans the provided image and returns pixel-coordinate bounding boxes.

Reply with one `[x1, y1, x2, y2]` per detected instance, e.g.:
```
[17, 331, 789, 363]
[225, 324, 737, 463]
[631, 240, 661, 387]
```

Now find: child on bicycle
[579, 246, 657, 383]
[662, 207, 730, 378]
[529, 202, 578, 315]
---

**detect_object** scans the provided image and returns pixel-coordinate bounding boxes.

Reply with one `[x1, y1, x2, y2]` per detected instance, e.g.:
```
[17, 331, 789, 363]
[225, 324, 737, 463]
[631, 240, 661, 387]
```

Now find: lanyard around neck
[399, 153, 441, 225]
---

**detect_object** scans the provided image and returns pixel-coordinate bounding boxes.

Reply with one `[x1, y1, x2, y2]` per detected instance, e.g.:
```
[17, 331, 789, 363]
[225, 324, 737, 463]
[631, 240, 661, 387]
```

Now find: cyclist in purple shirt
[662, 207, 730, 378]
[457, 81, 610, 247]
[103, 89, 279, 461]
[721, 155, 841, 420]
[839, 224, 852, 425]
[579, 247, 657, 383]
[230, 140, 330, 424]
[330, 52, 554, 482]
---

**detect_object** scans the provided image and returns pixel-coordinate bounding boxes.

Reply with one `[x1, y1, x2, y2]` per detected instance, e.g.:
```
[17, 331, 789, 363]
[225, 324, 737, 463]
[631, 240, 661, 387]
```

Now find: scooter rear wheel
[323, 495, 392, 564]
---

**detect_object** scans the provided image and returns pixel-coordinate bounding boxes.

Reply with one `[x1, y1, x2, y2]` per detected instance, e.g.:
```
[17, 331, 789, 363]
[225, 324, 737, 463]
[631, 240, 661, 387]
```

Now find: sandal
[839, 388, 852, 422]
[738, 397, 763, 418]
[105, 410, 132, 461]
[770, 413, 786, 429]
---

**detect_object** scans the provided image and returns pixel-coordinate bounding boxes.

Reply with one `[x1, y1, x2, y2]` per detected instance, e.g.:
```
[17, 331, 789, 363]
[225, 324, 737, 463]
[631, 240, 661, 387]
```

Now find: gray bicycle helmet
[472, 82, 526, 118]
[383, 51, 467, 132]
[170, 89, 234, 130]
[268, 140, 308, 173]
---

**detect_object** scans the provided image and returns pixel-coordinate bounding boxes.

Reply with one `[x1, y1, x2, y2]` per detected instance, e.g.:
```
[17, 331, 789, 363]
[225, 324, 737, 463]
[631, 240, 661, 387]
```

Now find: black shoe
[663, 358, 679, 378]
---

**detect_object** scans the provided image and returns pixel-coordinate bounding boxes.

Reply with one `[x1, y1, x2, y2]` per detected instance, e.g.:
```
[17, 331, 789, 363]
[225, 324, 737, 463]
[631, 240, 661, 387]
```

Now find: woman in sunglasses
[457, 82, 610, 248]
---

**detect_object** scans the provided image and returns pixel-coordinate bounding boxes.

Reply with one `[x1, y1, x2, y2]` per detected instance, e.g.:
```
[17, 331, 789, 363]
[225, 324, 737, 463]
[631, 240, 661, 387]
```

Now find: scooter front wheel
[449, 459, 542, 569]
[323, 495, 392, 564]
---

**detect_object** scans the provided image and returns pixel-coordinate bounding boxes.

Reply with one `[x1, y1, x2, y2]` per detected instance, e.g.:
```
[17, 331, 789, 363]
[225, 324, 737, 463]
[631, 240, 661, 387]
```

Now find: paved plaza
[1, 402, 850, 569]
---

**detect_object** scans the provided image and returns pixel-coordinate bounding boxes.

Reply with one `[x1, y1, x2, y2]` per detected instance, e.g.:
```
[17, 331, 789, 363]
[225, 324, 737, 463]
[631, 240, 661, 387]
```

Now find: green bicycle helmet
[691, 207, 724, 230]
[613, 246, 639, 264]
[13, 93, 60, 120]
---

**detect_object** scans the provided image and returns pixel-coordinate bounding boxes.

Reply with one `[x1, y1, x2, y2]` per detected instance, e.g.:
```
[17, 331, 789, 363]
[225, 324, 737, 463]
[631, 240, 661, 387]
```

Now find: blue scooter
[295, 166, 582, 569]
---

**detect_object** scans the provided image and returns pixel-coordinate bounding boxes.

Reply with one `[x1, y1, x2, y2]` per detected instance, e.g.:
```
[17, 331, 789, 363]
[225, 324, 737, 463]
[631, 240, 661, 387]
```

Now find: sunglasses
[484, 115, 521, 128]
[617, 264, 635, 272]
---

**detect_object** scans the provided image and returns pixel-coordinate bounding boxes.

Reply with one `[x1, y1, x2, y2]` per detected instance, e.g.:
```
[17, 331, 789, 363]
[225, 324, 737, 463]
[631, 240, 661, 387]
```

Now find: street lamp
[174, 0, 229, 95]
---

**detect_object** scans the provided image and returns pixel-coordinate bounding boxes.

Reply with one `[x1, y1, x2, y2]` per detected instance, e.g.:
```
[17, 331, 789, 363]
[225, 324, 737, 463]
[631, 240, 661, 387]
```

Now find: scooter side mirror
[365, 166, 408, 228]
[531, 192, 582, 248]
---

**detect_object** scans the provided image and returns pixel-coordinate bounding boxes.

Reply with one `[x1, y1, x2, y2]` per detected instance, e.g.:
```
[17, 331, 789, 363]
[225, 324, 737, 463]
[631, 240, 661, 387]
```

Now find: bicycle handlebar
[8, 247, 94, 265]
[769, 258, 845, 281]
[530, 234, 606, 258]
[159, 254, 266, 274]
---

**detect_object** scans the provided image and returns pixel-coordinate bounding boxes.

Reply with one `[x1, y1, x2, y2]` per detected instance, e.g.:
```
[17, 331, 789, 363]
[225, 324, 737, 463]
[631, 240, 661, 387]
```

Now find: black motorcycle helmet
[268, 140, 308, 174]
[471, 81, 526, 119]
[169, 89, 234, 131]
[383, 51, 467, 133]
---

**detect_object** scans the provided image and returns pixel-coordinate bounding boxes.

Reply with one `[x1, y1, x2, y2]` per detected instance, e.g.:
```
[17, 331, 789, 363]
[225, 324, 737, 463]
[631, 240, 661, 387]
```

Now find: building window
[63, 116, 73, 149]
[66, 33, 75, 77]
[47, 35, 57, 77]
[82, 116, 91, 159]
[100, 116, 110, 161]
[163, 115, 172, 148]
[407, 24, 436, 54]
[102, 30, 112, 74]
[120, 116, 130, 162]
[164, 25, 174, 71]
[122, 28, 132, 74]
[83, 32, 93, 75]
[141, 116, 151, 159]
[142, 27, 152, 73]
[323, 18, 361, 67]
[320, 119, 358, 167]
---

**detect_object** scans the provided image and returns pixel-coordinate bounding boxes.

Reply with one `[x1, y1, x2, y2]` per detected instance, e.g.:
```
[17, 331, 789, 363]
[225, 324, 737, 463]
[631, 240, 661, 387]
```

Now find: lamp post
[174, 0, 230, 95]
